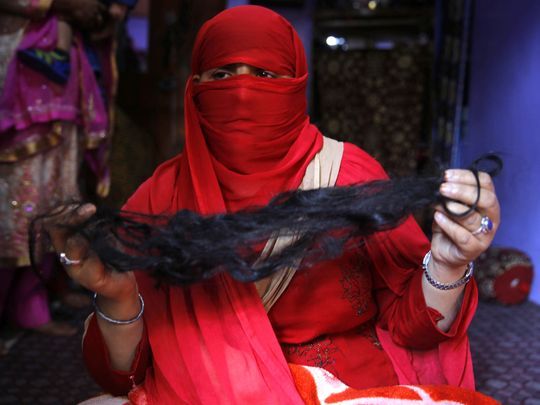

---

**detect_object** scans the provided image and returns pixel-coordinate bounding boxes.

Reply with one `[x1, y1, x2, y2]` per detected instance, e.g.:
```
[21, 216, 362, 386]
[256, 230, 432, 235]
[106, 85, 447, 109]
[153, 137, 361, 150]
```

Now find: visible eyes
[208, 67, 279, 81]
[256, 70, 278, 79]
[210, 69, 233, 80]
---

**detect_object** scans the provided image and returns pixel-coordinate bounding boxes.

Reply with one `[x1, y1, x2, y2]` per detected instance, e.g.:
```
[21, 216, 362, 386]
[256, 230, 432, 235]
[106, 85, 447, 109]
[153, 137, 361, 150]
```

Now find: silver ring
[59, 252, 81, 266]
[472, 215, 494, 236]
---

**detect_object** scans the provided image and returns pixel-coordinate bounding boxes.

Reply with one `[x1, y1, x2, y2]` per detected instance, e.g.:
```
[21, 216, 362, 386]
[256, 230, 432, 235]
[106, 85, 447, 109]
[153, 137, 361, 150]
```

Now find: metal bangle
[422, 250, 474, 291]
[93, 292, 144, 325]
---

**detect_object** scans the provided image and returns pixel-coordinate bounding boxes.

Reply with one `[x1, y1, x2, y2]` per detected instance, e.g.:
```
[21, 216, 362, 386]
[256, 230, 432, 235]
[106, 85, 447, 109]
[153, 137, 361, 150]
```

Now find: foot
[32, 320, 77, 337]
[17, 48, 71, 84]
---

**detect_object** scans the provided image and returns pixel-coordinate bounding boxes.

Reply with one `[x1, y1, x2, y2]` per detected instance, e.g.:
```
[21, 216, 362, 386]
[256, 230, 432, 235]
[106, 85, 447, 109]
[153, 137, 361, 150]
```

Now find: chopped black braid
[29, 154, 502, 285]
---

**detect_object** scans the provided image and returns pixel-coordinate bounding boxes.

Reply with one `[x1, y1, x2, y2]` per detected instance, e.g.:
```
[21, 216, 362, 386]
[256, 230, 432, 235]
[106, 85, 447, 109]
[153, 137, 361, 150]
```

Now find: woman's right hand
[51, 0, 106, 29]
[46, 204, 144, 372]
[43, 203, 137, 302]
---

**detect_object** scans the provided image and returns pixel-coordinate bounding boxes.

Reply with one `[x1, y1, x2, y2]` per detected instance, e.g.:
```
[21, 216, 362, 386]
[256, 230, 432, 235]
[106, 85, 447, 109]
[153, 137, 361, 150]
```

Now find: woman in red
[47, 6, 499, 404]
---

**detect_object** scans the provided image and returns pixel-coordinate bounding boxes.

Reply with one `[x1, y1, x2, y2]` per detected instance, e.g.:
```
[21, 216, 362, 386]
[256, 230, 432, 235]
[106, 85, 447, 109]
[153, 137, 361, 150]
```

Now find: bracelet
[422, 250, 474, 291]
[93, 292, 144, 325]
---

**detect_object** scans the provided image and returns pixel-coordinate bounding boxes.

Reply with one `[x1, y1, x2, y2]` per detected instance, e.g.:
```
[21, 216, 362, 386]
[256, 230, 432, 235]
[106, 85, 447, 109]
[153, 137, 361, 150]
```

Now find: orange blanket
[290, 364, 500, 405]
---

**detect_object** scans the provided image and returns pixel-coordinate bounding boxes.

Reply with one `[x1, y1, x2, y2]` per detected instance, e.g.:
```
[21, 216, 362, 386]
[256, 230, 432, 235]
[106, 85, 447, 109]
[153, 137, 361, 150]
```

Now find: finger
[445, 170, 494, 192]
[63, 250, 108, 293]
[81, 253, 109, 291]
[436, 199, 499, 247]
[50, 203, 95, 225]
[63, 233, 90, 261]
[45, 204, 96, 251]
[435, 202, 477, 221]
[437, 207, 485, 235]
[58, 235, 89, 280]
[434, 211, 485, 257]
[439, 183, 499, 214]
[41, 204, 79, 243]
[436, 198, 472, 217]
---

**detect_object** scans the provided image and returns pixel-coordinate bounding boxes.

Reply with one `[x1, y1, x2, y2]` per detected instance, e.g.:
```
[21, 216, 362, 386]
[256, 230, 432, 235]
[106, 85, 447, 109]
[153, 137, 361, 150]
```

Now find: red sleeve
[336, 142, 478, 350]
[82, 314, 152, 396]
[122, 154, 183, 214]
[80, 157, 175, 395]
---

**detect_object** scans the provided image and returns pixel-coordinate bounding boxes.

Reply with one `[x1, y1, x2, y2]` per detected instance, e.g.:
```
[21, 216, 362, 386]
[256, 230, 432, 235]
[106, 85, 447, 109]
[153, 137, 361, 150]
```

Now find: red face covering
[178, 5, 323, 214]
[124, 6, 315, 404]
[195, 76, 308, 175]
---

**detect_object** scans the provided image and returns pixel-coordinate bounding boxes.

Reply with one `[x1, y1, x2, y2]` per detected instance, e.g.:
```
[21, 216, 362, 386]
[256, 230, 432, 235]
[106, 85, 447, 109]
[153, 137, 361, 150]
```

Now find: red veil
[124, 6, 322, 404]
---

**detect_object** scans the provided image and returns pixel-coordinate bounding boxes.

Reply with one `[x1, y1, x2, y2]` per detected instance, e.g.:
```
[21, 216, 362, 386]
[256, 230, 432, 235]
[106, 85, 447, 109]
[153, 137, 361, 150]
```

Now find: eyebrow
[216, 64, 245, 70]
[215, 64, 273, 72]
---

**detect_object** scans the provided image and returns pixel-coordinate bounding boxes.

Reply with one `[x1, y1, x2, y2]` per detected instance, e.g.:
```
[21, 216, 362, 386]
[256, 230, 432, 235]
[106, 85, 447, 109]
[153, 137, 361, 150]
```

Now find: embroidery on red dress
[339, 250, 373, 316]
[282, 335, 340, 377]
[357, 321, 382, 349]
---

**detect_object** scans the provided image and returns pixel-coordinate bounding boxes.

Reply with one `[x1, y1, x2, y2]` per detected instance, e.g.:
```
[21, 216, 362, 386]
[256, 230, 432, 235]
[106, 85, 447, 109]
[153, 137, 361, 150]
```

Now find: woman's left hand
[429, 169, 500, 280]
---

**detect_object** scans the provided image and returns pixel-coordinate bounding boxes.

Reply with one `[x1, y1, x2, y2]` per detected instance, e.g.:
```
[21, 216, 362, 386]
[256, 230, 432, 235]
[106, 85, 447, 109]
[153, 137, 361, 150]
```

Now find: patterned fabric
[0, 12, 118, 197]
[475, 247, 533, 305]
[289, 364, 500, 405]
[275, 249, 390, 387]
[0, 122, 81, 266]
[282, 335, 341, 378]
[0, 29, 81, 267]
[315, 45, 431, 177]
[0, 29, 24, 90]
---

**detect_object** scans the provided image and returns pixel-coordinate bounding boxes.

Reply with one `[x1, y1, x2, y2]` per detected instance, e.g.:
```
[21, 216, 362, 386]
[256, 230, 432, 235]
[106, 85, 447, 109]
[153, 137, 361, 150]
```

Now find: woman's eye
[258, 70, 277, 79]
[211, 70, 232, 80]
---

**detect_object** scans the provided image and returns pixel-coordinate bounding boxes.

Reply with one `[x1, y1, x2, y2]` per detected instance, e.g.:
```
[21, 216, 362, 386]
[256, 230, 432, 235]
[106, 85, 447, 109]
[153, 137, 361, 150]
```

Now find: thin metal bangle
[422, 250, 474, 291]
[93, 292, 144, 325]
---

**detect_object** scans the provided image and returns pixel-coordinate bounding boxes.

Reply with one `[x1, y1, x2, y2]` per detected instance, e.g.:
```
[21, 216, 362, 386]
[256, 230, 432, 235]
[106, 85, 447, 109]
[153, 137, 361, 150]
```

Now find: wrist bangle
[93, 292, 144, 325]
[422, 250, 474, 290]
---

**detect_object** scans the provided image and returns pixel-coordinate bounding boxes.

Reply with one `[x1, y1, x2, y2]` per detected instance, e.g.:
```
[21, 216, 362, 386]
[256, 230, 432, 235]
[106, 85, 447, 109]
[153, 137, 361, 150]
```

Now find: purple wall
[126, 17, 149, 53]
[461, 0, 540, 302]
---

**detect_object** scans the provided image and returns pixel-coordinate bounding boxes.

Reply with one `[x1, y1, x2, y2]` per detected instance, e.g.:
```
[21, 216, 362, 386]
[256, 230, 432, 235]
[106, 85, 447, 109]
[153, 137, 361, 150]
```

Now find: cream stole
[255, 136, 344, 312]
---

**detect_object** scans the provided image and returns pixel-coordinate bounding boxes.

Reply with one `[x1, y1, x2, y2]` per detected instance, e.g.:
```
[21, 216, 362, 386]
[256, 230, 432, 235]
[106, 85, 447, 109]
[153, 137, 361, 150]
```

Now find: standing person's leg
[0, 268, 16, 319]
[7, 266, 52, 329]
[0, 268, 17, 354]
[6, 262, 77, 336]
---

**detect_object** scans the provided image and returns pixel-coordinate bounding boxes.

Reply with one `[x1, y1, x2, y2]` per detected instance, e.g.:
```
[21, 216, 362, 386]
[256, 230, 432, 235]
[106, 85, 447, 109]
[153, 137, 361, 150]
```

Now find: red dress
[83, 143, 477, 396]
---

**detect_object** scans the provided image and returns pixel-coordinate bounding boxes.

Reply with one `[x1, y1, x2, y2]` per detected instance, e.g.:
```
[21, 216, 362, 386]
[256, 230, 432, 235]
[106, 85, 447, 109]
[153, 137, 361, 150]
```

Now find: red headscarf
[124, 6, 319, 403]
[140, 5, 323, 215]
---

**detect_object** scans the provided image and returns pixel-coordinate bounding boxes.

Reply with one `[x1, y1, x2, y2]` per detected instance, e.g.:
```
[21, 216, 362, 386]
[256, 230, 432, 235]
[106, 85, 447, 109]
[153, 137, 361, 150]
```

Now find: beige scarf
[255, 136, 344, 312]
